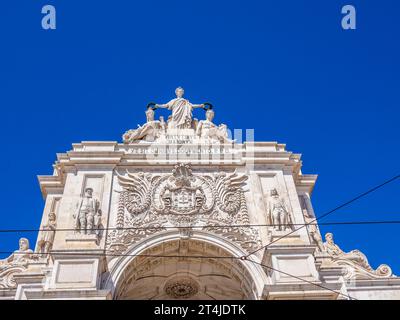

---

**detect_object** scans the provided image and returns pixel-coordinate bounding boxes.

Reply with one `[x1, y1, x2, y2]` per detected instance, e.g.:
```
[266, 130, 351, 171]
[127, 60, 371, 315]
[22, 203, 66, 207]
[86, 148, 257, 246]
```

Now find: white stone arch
[103, 230, 268, 300]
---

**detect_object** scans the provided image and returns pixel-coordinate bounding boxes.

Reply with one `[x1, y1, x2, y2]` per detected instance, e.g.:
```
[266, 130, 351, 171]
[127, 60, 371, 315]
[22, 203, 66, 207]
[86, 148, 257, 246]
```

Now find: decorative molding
[164, 277, 199, 299]
[106, 164, 261, 254]
[323, 233, 393, 280]
[0, 238, 36, 289]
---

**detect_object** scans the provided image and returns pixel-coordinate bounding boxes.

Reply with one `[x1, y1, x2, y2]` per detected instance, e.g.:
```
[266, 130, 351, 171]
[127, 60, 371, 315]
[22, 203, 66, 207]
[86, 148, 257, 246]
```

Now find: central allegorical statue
[155, 87, 205, 129]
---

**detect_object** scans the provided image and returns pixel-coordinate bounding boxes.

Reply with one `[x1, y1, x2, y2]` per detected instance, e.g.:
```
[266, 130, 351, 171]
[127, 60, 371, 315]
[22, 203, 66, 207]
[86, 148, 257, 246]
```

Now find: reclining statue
[0, 238, 34, 270]
[123, 108, 164, 143]
[323, 232, 393, 279]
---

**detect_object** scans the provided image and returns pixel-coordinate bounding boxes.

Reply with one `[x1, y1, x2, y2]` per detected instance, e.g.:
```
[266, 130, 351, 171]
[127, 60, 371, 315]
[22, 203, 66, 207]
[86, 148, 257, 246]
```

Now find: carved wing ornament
[116, 171, 153, 215]
[0, 238, 37, 289]
[107, 164, 261, 255]
[214, 172, 248, 215]
[0, 266, 26, 289]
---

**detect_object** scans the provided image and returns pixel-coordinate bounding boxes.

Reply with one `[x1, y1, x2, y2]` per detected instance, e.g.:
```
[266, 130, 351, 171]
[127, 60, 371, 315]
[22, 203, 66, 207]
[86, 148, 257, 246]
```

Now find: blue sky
[0, 1, 399, 274]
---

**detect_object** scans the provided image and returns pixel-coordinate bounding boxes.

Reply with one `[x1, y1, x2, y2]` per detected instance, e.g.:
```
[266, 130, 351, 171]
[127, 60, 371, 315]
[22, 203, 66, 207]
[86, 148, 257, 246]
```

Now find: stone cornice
[37, 140, 317, 198]
[295, 174, 318, 194]
[262, 282, 341, 300]
[37, 175, 65, 199]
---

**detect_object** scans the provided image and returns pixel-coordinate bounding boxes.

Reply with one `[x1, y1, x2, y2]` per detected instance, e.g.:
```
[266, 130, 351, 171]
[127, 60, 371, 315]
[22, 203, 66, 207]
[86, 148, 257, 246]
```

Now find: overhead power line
[0, 220, 399, 234]
[245, 258, 356, 300]
[245, 173, 400, 257]
[0, 250, 355, 300]
[0, 175, 397, 300]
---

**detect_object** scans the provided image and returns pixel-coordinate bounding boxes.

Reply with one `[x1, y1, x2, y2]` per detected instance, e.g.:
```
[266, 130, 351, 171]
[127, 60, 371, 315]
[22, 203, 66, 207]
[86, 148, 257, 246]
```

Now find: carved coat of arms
[106, 164, 261, 255]
[159, 164, 206, 215]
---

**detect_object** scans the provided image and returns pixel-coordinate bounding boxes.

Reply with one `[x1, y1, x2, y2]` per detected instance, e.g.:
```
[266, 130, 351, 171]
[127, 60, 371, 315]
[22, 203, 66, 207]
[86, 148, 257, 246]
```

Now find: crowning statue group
[123, 87, 231, 143]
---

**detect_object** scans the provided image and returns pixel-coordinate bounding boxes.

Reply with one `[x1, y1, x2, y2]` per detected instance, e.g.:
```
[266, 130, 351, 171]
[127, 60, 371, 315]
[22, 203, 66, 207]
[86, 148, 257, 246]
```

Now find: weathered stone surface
[2, 91, 398, 299]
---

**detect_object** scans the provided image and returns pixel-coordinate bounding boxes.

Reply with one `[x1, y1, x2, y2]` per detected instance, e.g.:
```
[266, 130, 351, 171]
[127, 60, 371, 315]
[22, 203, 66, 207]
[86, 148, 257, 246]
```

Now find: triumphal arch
[1, 88, 399, 300]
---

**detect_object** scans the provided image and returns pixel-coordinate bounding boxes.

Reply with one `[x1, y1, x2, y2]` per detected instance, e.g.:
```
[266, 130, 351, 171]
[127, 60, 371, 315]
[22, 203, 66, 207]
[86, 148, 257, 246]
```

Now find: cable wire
[1, 174, 398, 300]
[245, 258, 356, 300]
[0, 220, 400, 233]
[246, 173, 400, 257]
[0, 250, 355, 300]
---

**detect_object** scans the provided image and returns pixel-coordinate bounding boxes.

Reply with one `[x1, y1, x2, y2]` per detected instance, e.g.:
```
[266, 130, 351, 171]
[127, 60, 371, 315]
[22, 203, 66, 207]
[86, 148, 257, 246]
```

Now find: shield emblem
[171, 188, 196, 213]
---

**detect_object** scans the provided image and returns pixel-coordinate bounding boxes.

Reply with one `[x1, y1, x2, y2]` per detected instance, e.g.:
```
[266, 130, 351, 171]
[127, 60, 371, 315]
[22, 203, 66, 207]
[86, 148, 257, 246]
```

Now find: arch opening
[111, 237, 262, 300]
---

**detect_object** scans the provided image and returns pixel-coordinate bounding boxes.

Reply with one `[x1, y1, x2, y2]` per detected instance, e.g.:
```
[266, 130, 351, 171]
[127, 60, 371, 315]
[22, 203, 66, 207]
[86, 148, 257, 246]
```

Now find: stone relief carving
[151, 164, 215, 227]
[0, 238, 35, 289]
[299, 195, 324, 252]
[37, 211, 57, 257]
[323, 232, 393, 279]
[73, 187, 102, 238]
[267, 188, 294, 232]
[308, 223, 324, 253]
[164, 277, 200, 299]
[106, 164, 261, 254]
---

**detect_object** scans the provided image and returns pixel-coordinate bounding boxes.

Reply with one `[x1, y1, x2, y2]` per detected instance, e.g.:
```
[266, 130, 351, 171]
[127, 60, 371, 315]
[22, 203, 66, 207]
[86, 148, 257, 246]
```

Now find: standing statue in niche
[93, 207, 103, 238]
[299, 195, 325, 252]
[267, 189, 293, 231]
[74, 187, 102, 235]
[0, 238, 34, 270]
[308, 223, 324, 252]
[37, 212, 57, 256]
[155, 87, 205, 129]
[196, 109, 231, 142]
